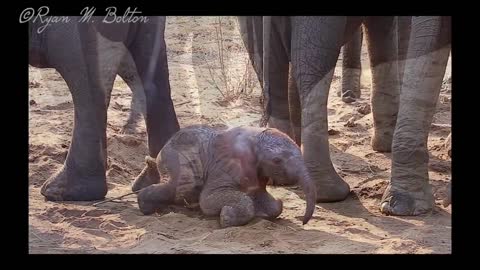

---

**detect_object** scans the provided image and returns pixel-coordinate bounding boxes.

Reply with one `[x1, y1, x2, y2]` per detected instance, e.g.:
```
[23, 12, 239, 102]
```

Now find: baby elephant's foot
[255, 199, 283, 220]
[219, 204, 255, 228]
[253, 192, 283, 220]
[200, 190, 256, 228]
[137, 184, 174, 215]
[371, 130, 393, 153]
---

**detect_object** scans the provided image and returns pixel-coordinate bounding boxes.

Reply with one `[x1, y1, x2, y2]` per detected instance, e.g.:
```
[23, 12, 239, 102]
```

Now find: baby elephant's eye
[272, 157, 282, 165]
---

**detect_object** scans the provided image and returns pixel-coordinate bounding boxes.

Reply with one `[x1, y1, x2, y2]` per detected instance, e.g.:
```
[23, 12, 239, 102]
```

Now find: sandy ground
[28, 17, 452, 254]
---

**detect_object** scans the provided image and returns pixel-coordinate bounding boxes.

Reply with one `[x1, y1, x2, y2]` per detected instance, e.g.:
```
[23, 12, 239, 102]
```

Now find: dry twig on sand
[92, 191, 139, 206]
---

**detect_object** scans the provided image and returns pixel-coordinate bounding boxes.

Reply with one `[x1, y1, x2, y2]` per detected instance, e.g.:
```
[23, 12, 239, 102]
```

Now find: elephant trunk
[287, 158, 317, 225]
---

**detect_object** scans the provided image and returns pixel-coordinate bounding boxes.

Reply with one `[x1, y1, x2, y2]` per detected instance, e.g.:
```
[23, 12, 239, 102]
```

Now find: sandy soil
[28, 17, 451, 254]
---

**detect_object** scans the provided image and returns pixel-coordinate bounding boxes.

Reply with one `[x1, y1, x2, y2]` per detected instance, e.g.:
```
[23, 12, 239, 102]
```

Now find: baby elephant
[133, 125, 316, 227]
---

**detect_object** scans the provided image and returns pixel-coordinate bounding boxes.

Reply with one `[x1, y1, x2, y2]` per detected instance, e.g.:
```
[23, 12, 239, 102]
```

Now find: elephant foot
[132, 156, 160, 192]
[137, 184, 173, 215]
[121, 111, 143, 134]
[40, 166, 107, 201]
[137, 186, 159, 215]
[314, 169, 350, 202]
[371, 132, 393, 152]
[340, 90, 357, 103]
[120, 124, 137, 135]
[219, 205, 254, 228]
[254, 198, 283, 220]
[380, 184, 434, 216]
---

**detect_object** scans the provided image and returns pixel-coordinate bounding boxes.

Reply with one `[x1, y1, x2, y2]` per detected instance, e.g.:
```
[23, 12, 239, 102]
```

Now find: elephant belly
[163, 125, 219, 205]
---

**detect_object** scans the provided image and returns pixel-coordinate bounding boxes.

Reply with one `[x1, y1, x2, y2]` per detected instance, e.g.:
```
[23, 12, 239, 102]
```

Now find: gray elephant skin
[133, 125, 316, 227]
[29, 16, 180, 201]
[238, 16, 451, 216]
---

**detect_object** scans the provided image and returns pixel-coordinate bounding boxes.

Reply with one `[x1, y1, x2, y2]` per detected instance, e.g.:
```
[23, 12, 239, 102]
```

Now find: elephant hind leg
[137, 183, 176, 215]
[136, 146, 181, 213]
[288, 66, 302, 146]
[340, 27, 363, 103]
[128, 17, 179, 158]
[364, 17, 401, 153]
[118, 52, 146, 134]
[131, 141, 180, 193]
[264, 16, 293, 138]
[133, 137, 205, 210]
[41, 28, 124, 201]
[380, 16, 451, 216]
[291, 16, 350, 202]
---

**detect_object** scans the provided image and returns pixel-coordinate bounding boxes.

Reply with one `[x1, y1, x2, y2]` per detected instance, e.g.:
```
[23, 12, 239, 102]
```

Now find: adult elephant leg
[237, 16, 264, 86]
[288, 65, 302, 146]
[381, 16, 451, 216]
[118, 52, 146, 134]
[291, 16, 350, 202]
[364, 17, 401, 153]
[340, 27, 363, 103]
[129, 17, 180, 190]
[263, 16, 292, 137]
[442, 181, 451, 207]
[41, 24, 123, 201]
[239, 16, 294, 136]
[397, 16, 412, 87]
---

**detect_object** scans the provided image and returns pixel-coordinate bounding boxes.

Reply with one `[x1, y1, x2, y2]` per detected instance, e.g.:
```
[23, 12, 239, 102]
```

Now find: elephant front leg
[291, 16, 350, 202]
[288, 67, 302, 146]
[40, 24, 126, 201]
[129, 17, 180, 187]
[118, 53, 147, 134]
[200, 188, 255, 228]
[364, 17, 401, 153]
[41, 73, 109, 201]
[263, 16, 293, 137]
[340, 27, 363, 103]
[397, 16, 412, 88]
[380, 16, 451, 216]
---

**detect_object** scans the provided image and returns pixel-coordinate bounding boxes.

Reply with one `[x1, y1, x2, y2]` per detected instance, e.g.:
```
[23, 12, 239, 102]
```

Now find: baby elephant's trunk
[288, 159, 317, 225]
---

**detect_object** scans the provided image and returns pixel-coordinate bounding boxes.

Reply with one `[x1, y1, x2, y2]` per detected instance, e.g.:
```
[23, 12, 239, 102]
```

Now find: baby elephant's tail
[145, 155, 157, 168]
[131, 155, 161, 192]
